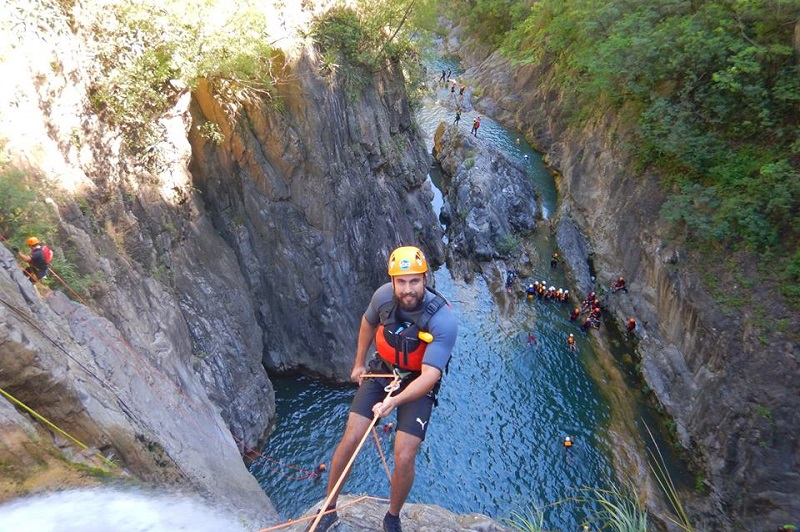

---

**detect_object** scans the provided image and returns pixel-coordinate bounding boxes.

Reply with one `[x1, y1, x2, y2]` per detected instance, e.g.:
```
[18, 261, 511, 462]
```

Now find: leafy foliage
[0, 167, 97, 296]
[0, 169, 53, 244]
[310, 0, 432, 101]
[85, 0, 278, 156]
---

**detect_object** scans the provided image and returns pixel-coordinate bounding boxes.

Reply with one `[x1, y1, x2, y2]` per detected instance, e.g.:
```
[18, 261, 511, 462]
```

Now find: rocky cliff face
[187, 49, 443, 380]
[432, 122, 538, 281]
[445, 26, 799, 530]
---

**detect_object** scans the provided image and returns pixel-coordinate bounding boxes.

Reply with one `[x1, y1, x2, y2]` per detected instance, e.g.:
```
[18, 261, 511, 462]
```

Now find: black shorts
[350, 357, 437, 440]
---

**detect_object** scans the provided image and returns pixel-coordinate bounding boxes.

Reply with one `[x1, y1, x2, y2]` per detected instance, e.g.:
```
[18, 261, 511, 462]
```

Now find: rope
[372, 426, 392, 483]
[306, 373, 401, 532]
[232, 434, 318, 481]
[257, 494, 390, 532]
[0, 385, 117, 469]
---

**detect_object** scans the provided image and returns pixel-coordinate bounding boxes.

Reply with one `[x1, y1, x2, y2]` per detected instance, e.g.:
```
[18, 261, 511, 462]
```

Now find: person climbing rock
[308, 246, 458, 532]
[550, 252, 559, 268]
[569, 307, 581, 321]
[471, 115, 481, 137]
[453, 107, 461, 125]
[626, 318, 636, 336]
[611, 276, 627, 293]
[14, 236, 52, 284]
[505, 268, 517, 291]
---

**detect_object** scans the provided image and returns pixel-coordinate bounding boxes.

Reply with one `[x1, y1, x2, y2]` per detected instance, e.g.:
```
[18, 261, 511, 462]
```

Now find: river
[250, 56, 680, 529]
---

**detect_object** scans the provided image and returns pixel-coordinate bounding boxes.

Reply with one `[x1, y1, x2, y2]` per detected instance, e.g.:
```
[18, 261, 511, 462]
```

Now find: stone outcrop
[432, 122, 538, 279]
[286, 496, 509, 531]
[0, 249, 277, 526]
[445, 24, 800, 530]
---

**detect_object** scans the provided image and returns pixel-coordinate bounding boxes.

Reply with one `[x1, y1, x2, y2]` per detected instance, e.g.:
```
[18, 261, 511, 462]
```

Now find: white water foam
[0, 488, 250, 532]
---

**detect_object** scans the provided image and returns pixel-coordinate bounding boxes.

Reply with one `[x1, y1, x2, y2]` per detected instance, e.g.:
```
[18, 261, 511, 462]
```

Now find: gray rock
[286, 496, 509, 532]
[432, 123, 537, 278]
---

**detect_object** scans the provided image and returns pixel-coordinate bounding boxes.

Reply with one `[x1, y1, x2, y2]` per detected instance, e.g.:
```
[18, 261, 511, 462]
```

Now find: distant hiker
[446, 68, 451, 81]
[310, 246, 457, 532]
[14, 237, 52, 284]
[611, 276, 627, 293]
[567, 333, 577, 351]
[450, 82, 456, 95]
[439, 69, 446, 82]
[459, 84, 466, 96]
[626, 318, 636, 336]
[471, 115, 481, 137]
[453, 107, 461, 125]
[550, 252, 559, 268]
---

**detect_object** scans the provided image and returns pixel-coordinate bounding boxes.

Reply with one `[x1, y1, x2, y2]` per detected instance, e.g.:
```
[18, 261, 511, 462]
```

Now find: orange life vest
[375, 289, 447, 372]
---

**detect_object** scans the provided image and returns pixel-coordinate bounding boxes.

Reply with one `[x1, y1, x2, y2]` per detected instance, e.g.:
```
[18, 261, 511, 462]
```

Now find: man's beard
[397, 291, 424, 312]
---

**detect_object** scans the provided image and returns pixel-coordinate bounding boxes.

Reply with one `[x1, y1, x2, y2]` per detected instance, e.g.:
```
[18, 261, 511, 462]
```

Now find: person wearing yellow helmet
[311, 245, 458, 532]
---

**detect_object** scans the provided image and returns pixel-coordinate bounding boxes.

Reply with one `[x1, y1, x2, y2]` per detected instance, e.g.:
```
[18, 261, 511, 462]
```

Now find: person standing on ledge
[307, 246, 458, 532]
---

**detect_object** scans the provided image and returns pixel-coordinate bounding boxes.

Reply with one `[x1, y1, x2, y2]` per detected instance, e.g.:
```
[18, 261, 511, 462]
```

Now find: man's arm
[351, 315, 377, 383]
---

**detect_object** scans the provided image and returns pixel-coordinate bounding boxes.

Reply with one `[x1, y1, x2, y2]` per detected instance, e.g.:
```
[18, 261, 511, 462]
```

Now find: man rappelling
[13, 236, 52, 284]
[307, 246, 458, 532]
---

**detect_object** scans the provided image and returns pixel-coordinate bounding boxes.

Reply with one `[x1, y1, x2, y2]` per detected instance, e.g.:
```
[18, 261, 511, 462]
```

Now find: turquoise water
[251, 56, 635, 529]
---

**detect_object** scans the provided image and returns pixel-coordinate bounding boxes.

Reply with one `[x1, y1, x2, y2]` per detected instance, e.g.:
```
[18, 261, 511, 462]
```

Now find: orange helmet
[619, 276, 624, 282]
[629, 318, 636, 323]
[26, 237, 40, 247]
[387, 246, 428, 276]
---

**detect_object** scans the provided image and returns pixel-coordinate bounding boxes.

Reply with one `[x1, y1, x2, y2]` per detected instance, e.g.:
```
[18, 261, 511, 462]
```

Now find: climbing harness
[375, 287, 447, 371]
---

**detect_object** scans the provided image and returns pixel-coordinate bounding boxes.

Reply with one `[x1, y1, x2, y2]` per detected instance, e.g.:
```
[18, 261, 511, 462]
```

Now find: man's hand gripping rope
[306, 369, 402, 532]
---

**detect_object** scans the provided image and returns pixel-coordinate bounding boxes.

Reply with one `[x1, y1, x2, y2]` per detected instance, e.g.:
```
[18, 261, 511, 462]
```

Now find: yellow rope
[0, 386, 117, 469]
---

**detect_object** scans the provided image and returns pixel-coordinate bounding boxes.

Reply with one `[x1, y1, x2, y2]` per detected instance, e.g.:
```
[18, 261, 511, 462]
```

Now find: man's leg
[388, 431, 423, 515]
[324, 412, 372, 505]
